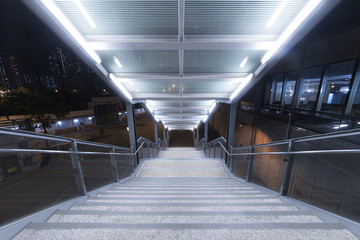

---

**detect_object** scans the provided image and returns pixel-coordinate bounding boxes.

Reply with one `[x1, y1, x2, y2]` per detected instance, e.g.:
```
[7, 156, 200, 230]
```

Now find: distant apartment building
[0, 53, 26, 90]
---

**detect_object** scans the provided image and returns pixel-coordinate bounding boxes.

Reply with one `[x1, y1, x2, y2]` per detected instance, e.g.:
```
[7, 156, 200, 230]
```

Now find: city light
[109, 73, 133, 100]
[230, 73, 254, 100]
[74, 119, 79, 123]
[266, 0, 288, 28]
[73, 0, 96, 28]
[262, 0, 323, 64]
[57, 121, 62, 125]
[40, 0, 101, 64]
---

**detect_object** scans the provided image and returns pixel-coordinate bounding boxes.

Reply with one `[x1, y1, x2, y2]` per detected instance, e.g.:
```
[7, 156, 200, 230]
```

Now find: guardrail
[200, 129, 360, 223]
[0, 128, 166, 226]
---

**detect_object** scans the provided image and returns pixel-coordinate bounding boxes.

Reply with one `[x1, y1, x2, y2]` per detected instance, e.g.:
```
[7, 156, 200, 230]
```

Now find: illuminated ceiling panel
[23, 0, 340, 130]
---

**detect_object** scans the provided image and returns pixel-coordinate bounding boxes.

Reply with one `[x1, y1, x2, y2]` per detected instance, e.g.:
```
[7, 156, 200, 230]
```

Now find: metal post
[154, 121, 158, 144]
[126, 102, 138, 163]
[229, 146, 234, 172]
[226, 103, 237, 164]
[214, 143, 216, 158]
[163, 127, 166, 141]
[130, 146, 135, 170]
[110, 146, 119, 182]
[196, 127, 199, 141]
[220, 145, 223, 160]
[152, 143, 155, 158]
[147, 142, 150, 158]
[246, 146, 254, 182]
[280, 140, 294, 195]
[204, 121, 208, 143]
[70, 140, 86, 195]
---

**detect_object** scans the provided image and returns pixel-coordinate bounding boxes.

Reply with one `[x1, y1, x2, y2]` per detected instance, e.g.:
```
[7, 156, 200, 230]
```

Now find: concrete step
[111, 186, 252, 190]
[47, 210, 322, 224]
[127, 177, 237, 181]
[97, 193, 270, 198]
[87, 196, 282, 204]
[104, 189, 260, 194]
[71, 202, 299, 212]
[14, 223, 358, 240]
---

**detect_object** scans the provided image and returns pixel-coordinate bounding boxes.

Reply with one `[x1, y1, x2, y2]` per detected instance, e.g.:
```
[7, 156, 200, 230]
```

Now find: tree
[0, 87, 69, 133]
[1, 87, 70, 167]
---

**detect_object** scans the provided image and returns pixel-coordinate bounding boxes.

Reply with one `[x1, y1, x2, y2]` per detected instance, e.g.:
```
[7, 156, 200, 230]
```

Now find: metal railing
[199, 129, 360, 223]
[0, 128, 165, 226]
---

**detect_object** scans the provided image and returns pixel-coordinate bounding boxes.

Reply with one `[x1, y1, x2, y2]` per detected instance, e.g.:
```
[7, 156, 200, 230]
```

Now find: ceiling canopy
[23, 0, 339, 130]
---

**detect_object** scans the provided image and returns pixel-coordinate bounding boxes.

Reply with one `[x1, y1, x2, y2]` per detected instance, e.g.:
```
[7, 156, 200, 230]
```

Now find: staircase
[13, 148, 358, 239]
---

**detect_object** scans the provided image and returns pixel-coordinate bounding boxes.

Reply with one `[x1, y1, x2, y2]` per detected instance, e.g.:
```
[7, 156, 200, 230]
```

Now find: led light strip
[109, 74, 133, 100]
[266, 0, 288, 28]
[230, 73, 254, 100]
[40, 0, 101, 64]
[73, 0, 96, 28]
[262, 0, 323, 64]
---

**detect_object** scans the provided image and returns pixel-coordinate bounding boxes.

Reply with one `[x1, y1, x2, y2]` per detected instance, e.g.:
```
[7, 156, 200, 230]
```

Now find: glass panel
[320, 61, 355, 114]
[232, 148, 249, 179]
[183, 81, 234, 93]
[98, 50, 179, 73]
[296, 67, 323, 111]
[263, 77, 272, 105]
[288, 136, 360, 222]
[56, 0, 178, 35]
[0, 144, 77, 225]
[272, 74, 284, 105]
[77, 144, 115, 192]
[184, 50, 264, 73]
[250, 144, 287, 192]
[282, 71, 297, 107]
[185, 0, 308, 35]
[347, 63, 360, 116]
[124, 82, 179, 94]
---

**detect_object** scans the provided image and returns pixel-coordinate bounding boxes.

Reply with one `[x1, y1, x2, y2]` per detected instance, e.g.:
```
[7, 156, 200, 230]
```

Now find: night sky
[0, 0, 64, 74]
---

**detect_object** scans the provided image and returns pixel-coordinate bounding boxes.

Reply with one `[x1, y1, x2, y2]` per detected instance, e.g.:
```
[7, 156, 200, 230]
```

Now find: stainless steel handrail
[231, 129, 360, 151]
[0, 128, 130, 151]
[207, 136, 227, 145]
[137, 137, 156, 145]
[0, 148, 132, 156]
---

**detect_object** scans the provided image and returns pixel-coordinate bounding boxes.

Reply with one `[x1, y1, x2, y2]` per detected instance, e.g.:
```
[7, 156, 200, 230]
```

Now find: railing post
[70, 140, 87, 195]
[147, 142, 150, 158]
[246, 146, 254, 182]
[229, 146, 234, 172]
[130, 146, 135, 170]
[220, 144, 223, 160]
[110, 146, 119, 182]
[213, 143, 216, 158]
[153, 143, 155, 158]
[280, 140, 294, 195]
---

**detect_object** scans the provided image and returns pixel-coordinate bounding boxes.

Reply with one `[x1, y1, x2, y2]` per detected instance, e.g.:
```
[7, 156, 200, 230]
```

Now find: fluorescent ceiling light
[109, 73, 133, 100]
[230, 73, 254, 100]
[113, 56, 123, 68]
[73, 0, 96, 28]
[239, 56, 249, 68]
[262, 0, 323, 64]
[40, 0, 101, 64]
[266, 0, 288, 28]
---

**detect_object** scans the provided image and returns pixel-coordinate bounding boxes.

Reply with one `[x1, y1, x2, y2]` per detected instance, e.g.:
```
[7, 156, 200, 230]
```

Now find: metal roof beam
[88, 41, 274, 51]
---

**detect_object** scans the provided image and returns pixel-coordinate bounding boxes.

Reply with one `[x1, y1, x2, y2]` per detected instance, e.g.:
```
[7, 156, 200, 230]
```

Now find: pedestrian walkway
[13, 148, 358, 239]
